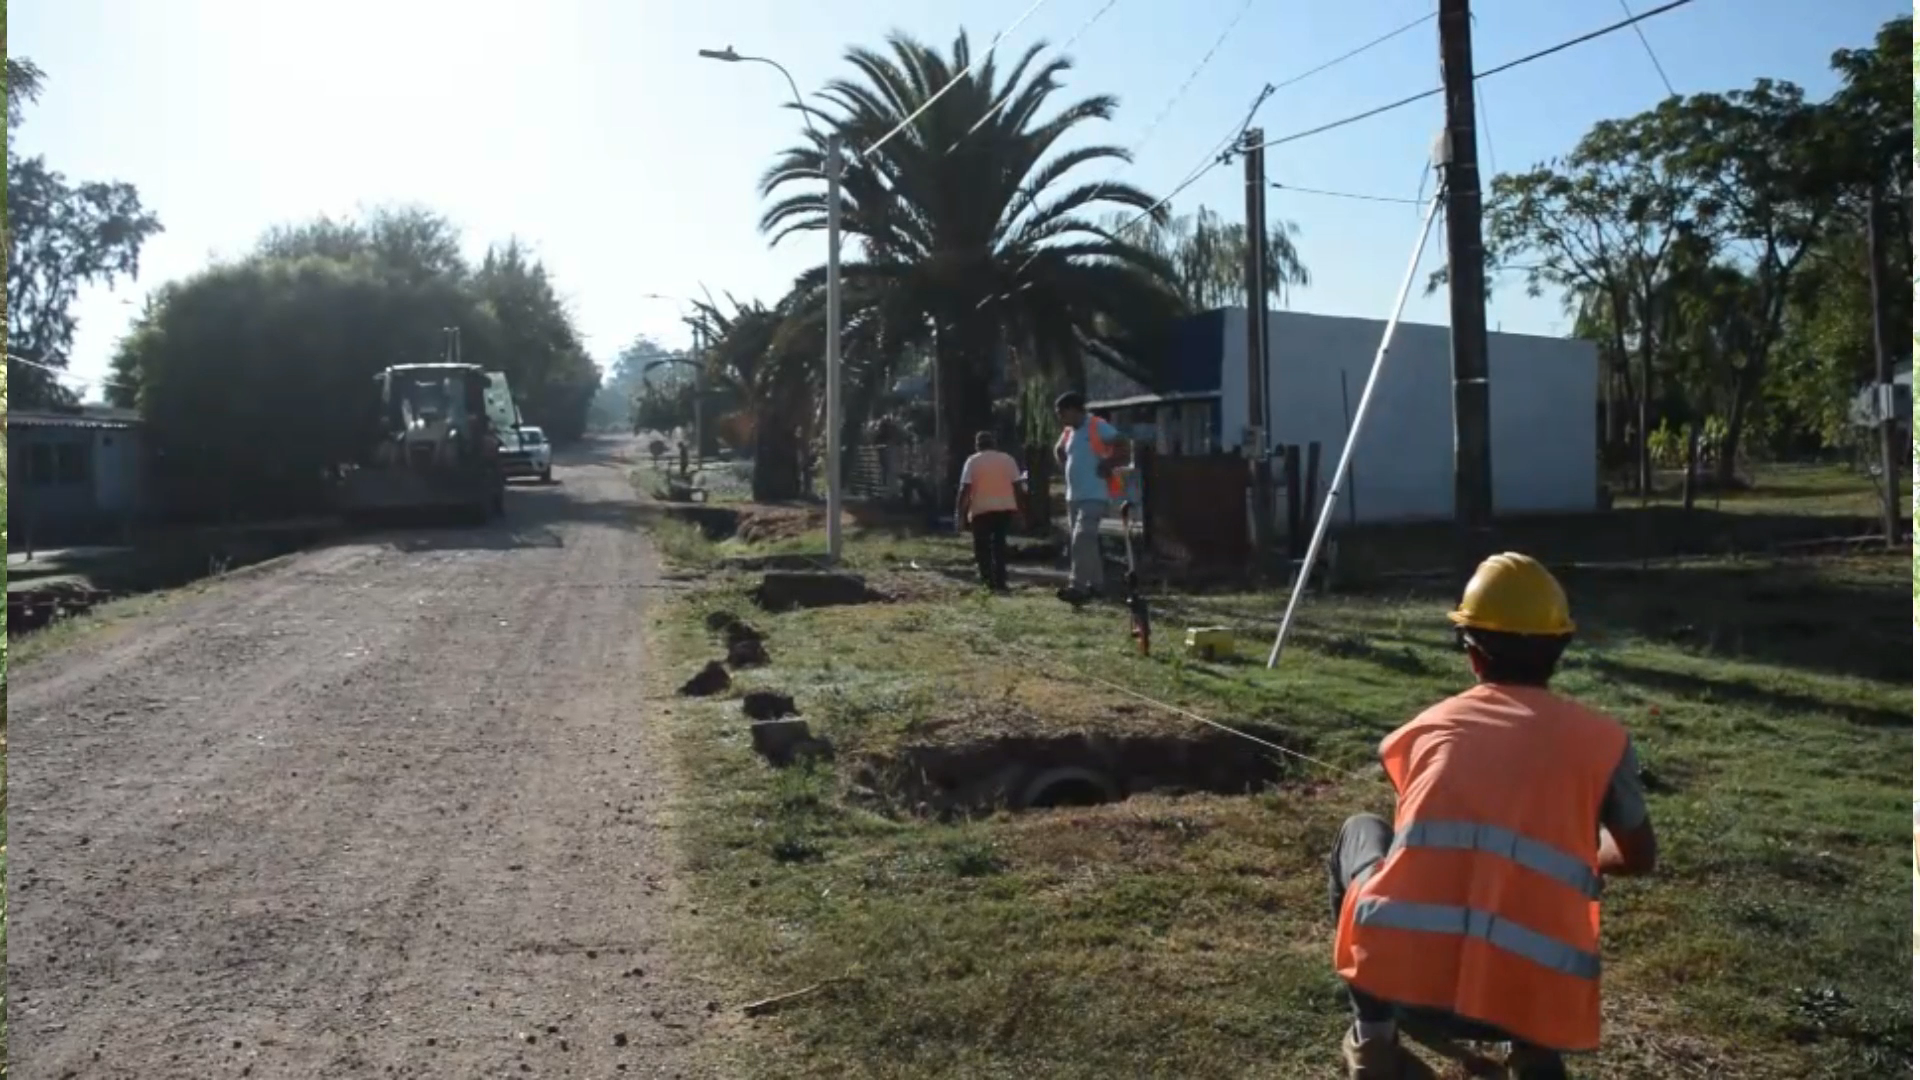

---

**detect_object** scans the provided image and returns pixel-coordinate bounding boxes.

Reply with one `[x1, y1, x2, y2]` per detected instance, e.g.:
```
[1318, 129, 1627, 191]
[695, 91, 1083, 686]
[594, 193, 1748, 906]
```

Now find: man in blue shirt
[1052, 392, 1123, 604]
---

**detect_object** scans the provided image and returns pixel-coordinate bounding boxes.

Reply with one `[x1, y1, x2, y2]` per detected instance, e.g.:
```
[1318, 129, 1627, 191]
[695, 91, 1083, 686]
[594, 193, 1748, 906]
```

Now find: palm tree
[759, 29, 1185, 492]
[691, 293, 819, 502]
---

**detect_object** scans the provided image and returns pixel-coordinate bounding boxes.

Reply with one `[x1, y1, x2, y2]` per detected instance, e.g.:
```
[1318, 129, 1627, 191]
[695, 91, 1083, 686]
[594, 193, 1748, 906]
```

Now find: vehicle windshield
[521, 429, 546, 445]
[396, 374, 461, 425]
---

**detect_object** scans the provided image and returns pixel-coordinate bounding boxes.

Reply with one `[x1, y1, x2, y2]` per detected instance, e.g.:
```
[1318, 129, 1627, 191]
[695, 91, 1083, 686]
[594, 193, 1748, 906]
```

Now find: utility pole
[1242, 127, 1274, 557]
[1438, 0, 1494, 565]
[1864, 179, 1900, 547]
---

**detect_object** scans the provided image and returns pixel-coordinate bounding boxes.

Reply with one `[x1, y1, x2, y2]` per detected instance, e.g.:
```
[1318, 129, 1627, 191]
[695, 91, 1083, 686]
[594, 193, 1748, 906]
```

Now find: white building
[1088, 308, 1601, 525]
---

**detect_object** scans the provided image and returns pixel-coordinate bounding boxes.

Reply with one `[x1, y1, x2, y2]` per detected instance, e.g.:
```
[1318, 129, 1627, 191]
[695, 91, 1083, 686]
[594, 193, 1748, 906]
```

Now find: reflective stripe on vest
[1351, 897, 1602, 980]
[1394, 820, 1602, 900]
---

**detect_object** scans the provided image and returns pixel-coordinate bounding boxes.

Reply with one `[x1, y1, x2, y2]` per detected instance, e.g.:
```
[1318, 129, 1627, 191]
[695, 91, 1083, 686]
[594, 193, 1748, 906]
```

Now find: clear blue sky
[11, 0, 1905, 400]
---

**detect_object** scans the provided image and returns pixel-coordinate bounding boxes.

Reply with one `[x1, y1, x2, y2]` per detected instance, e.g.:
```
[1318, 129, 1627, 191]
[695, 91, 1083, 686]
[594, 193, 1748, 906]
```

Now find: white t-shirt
[958, 450, 1021, 517]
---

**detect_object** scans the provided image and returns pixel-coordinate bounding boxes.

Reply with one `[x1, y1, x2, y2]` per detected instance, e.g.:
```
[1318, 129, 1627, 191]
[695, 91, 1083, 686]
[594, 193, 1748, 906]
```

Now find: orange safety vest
[1061, 419, 1127, 498]
[1333, 683, 1628, 1053]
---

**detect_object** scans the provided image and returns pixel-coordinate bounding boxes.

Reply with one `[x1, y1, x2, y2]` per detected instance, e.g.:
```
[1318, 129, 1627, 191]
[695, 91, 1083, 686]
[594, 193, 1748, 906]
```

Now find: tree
[1440, 111, 1700, 493]
[472, 239, 601, 443]
[6, 59, 164, 407]
[1636, 79, 1837, 483]
[690, 294, 817, 502]
[611, 334, 702, 436]
[759, 29, 1185, 493]
[110, 208, 599, 517]
[596, 333, 693, 433]
[1108, 204, 1309, 310]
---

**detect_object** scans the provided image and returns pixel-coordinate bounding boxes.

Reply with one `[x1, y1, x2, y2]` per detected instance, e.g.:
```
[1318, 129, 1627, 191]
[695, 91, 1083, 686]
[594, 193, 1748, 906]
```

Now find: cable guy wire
[861, 0, 1060, 160]
[1616, 0, 1677, 97]
[949, 0, 1128, 153]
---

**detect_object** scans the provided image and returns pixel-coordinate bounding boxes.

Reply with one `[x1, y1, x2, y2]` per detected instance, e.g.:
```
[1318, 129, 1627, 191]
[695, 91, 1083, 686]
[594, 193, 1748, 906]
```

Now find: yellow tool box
[1184, 626, 1236, 661]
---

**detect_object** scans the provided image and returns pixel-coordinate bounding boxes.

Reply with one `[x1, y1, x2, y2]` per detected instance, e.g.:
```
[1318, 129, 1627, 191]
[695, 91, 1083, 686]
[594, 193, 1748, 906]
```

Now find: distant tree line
[104, 208, 600, 515]
[7, 56, 601, 519]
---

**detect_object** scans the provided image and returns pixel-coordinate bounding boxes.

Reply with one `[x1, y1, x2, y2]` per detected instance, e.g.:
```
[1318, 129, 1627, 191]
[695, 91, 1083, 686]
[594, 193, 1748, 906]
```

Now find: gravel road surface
[8, 439, 713, 1079]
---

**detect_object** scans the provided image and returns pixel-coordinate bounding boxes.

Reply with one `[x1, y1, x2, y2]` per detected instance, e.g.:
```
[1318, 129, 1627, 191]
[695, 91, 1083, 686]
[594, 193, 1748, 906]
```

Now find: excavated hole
[666, 505, 741, 540]
[855, 725, 1304, 819]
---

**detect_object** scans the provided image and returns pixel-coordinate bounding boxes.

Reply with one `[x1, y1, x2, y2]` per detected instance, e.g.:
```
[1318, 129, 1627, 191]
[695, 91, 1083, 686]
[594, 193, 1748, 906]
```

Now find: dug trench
[851, 724, 1308, 819]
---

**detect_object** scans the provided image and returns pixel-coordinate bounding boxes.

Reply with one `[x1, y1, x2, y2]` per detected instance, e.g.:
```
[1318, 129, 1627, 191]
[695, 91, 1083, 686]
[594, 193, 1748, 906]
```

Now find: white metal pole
[693, 326, 705, 469]
[1265, 189, 1446, 670]
[825, 132, 845, 564]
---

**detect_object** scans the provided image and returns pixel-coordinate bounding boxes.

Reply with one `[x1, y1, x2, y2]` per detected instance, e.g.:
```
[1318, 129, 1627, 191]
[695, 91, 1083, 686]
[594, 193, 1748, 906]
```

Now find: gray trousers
[1067, 500, 1106, 593]
[1330, 814, 1568, 1073]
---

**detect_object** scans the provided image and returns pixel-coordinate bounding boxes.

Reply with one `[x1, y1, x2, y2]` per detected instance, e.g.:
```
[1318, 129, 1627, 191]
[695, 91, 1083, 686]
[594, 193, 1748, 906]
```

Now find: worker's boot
[1341, 1027, 1433, 1079]
[1502, 1044, 1569, 1080]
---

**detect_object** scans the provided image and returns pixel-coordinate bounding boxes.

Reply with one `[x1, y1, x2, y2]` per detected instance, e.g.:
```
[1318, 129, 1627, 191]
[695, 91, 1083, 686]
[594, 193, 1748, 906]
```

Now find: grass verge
[653, 516, 1909, 1077]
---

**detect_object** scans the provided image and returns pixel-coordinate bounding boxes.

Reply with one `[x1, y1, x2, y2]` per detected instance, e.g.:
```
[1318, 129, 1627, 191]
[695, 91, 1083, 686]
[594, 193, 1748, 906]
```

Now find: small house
[8, 406, 150, 545]
[1090, 308, 1601, 525]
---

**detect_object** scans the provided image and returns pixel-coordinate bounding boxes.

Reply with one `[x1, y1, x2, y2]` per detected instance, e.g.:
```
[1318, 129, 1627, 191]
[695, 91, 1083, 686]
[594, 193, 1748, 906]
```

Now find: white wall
[1213, 309, 1598, 524]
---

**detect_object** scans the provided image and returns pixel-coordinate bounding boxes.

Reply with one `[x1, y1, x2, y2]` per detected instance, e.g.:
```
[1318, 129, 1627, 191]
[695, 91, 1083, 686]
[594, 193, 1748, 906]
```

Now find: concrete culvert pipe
[1020, 766, 1120, 810]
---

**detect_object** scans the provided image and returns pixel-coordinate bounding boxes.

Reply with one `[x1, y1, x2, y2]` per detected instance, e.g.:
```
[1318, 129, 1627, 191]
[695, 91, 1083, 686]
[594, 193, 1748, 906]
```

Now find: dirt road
[9, 440, 714, 1079]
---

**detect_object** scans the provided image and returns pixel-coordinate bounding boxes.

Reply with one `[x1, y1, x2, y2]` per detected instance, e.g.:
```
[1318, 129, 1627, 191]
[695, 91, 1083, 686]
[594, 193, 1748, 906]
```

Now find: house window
[55, 441, 91, 486]
[27, 443, 55, 486]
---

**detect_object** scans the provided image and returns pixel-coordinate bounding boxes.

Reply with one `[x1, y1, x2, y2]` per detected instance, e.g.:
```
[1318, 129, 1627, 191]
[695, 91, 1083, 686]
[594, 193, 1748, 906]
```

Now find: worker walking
[1052, 392, 1126, 605]
[955, 431, 1022, 593]
[1329, 553, 1658, 1080]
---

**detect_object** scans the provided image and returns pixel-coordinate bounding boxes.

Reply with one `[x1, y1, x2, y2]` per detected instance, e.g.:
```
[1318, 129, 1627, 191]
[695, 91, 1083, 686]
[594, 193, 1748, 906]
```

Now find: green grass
[652, 522, 1910, 1079]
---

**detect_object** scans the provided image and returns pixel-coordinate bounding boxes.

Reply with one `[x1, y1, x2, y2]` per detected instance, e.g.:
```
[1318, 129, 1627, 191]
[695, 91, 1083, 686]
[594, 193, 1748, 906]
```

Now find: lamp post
[698, 45, 844, 564]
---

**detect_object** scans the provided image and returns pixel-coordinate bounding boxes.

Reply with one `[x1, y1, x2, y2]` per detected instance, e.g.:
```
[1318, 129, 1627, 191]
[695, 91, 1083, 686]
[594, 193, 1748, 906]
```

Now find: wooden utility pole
[1242, 127, 1275, 557]
[1864, 181, 1900, 546]
[1438, 0, 1494, 566]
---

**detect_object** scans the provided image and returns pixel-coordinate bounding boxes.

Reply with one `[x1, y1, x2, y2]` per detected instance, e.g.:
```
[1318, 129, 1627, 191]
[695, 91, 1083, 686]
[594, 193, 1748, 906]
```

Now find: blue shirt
[1061, 417, 1119, 504]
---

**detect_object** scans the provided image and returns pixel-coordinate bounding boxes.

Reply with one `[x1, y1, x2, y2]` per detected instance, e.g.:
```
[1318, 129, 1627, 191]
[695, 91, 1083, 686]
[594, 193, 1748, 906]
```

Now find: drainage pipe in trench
[1020, 766, 1121, 810]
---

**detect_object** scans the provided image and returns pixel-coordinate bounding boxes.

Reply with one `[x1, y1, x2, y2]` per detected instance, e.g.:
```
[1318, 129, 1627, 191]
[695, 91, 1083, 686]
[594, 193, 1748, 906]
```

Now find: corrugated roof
[9, 408, 143, 430]
[1088, 390, 1221, 410]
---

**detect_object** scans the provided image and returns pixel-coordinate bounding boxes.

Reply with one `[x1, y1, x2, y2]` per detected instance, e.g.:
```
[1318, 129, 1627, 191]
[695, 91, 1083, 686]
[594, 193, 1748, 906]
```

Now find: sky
[10, 0, 1907, 401]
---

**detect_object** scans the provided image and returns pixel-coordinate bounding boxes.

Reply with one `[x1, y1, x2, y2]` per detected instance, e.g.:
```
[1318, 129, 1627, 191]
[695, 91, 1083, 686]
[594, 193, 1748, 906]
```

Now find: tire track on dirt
[8, 441, 711, 1080]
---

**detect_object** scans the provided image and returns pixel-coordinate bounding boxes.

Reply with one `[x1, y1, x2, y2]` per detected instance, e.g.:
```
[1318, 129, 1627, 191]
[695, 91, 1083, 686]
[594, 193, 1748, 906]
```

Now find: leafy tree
[759, 29, 1184, 492]
[1107, 204, 1308, 310]
[690, 293, 818, 502]
[109, 208, 599, 517]
[6, 59, 163, 407]
[472, 239, 600, 443]
[609, 334, 700, 436]
[1631, 79, 1838, 482]
[1440, 112, 1700, 493]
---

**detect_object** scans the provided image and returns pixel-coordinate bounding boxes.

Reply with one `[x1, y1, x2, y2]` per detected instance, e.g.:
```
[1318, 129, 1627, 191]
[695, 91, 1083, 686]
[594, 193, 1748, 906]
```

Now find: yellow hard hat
[1447, 552, 1576, 637]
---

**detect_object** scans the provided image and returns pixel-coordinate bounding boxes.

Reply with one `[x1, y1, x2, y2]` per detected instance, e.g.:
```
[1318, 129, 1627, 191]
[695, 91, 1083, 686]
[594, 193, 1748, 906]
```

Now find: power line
[1246, 0, 1698, 153]
[861, 0, 1061, 160]
[949, 0, 1128, 154]
[7, 352, 141, 394]
[1107, 8, 1441, 242]
[1124, 0, 1258, 166]
[1267, 9, 1436, 94]
[1616, 0, 1677, 97]
[1270, 179, 1426, 206]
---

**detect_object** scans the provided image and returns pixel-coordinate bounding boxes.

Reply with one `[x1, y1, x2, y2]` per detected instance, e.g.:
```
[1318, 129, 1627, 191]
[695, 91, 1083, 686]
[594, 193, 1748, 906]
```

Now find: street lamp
[699, 44, 844, 564]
